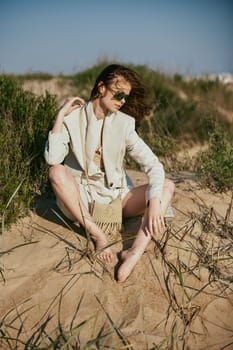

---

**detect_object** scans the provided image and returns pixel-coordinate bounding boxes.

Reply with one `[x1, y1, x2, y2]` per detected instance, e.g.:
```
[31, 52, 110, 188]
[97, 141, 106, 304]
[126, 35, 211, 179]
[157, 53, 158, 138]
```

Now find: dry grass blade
[24, 315, 53, 348]
[33, 273, 82, 329]
[169, 319, 178, 350]
[34, 219, 114, 284]
[0, 335, 27, 350]
[0, 300, 36, 349]
[220, 341, 233, 350]
[170, 217, 197, 241]
[1, 179, 25, 277]
[70, 291, 85, 334]
[51, 207, 83, 242]
[95, 295, 135, 350]
[54, 246, 82, 273]
[0, 241, 39, 257]
[32, 222, 104, 276]
[33, 221, 111, 278]
[147, 252, 168, 301]
[33, 222, 85, 256]
[224, 191, 233, 226]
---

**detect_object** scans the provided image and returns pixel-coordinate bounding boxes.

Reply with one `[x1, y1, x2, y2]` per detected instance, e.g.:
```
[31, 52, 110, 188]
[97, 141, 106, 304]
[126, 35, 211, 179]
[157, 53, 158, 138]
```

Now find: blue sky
[1, 0, 232, 76]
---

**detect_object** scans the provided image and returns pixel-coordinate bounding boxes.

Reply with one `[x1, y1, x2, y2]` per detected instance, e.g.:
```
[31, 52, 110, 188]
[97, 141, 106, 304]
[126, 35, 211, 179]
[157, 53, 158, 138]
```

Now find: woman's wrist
[147, 197, 161, 207]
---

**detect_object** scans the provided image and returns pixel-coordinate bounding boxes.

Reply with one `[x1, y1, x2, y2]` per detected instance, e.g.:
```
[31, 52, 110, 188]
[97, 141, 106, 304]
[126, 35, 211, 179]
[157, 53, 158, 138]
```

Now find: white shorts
[56, 172, 174, 220]
[57, 173, 134, 220]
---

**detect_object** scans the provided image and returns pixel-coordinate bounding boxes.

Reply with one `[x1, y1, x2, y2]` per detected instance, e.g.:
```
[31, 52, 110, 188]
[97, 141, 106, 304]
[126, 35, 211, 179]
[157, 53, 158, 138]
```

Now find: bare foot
[95, 237, 113, 263]
[117, 249, 142, 283]
[87, 220, 114, 263]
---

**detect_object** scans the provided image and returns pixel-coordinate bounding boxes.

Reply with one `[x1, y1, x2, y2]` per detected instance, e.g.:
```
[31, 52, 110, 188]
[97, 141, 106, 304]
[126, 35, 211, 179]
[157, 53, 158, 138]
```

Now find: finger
[153, 218, 164, 236]
[64, 103, 83, 116]
[69, 105, 81, 112]
[152, 220, 159, 235]
[148, 219, 154, 236]
[71, 100, 82, 107]
[60, 97, 80, 108]
[144, 226, 151, 237]
[71, 97, 85, 106]
[157, 218, 163, 234]
[77, 97, 85, 105]
[156, 219, 163, 235]
[159, 216, 165, 231]
[59, 97, 72, 111]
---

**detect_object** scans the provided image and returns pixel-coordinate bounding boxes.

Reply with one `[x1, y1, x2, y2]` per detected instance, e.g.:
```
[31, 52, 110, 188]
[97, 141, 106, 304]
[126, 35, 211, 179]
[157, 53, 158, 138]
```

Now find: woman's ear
[98, 82, 106, 96]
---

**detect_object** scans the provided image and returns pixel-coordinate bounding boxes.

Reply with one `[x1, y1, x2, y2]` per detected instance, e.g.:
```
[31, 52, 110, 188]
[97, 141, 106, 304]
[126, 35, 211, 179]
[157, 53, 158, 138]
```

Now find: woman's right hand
[59, 96, 86, 116]
[52, 97, 86, 134]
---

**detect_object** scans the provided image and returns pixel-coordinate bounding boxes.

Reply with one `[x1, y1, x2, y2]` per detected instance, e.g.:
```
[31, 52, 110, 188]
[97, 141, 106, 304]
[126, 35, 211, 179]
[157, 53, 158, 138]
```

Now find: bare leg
[117, 179, 175, 282]
[49, 165, 113, 262]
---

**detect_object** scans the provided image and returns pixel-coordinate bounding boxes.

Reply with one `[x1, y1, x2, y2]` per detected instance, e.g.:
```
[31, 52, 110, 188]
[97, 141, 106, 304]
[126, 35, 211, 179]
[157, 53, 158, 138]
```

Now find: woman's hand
[145, 197, 164, 237]
[52, 97, 86, 134]
[59, 96, 86, 116]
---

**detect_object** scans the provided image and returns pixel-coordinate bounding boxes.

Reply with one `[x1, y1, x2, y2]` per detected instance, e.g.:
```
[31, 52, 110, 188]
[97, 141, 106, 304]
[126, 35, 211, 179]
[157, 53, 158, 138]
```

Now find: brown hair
[90, 64, 152, 127]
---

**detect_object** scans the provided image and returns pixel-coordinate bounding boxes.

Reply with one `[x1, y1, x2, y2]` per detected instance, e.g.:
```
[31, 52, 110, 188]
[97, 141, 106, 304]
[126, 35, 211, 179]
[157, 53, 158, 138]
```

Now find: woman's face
[99, 76, 131, 113]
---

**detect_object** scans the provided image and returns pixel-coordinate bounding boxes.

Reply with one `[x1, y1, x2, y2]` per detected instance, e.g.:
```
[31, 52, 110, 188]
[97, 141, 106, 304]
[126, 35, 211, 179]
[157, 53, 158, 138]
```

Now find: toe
[117, 269, 127, 283]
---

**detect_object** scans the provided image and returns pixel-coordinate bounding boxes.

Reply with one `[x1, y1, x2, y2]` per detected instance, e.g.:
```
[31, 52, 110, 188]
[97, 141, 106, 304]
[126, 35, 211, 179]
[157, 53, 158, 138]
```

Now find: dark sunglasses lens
[113, 92, 129, 101]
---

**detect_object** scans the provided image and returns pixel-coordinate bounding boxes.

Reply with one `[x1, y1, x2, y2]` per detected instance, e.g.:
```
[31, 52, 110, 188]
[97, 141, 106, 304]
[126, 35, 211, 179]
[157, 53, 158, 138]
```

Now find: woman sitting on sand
[44, 64, 175, 283]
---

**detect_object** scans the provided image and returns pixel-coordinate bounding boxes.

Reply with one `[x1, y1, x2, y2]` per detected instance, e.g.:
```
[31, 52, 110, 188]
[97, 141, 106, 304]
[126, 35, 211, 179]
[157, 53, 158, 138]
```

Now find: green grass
[0, 75, 57, 226]
[196, 123, 233, 191]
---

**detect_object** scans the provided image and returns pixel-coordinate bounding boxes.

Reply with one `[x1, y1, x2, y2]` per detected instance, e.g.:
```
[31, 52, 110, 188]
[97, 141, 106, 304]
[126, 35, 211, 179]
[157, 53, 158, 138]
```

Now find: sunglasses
[108, 87, 130, 102]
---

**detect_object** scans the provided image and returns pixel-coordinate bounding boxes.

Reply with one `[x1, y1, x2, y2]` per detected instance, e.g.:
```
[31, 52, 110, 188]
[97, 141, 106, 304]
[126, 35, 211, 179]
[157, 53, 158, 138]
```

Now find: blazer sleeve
[44, 124, 70, 165]
[126, 120, 165, 202]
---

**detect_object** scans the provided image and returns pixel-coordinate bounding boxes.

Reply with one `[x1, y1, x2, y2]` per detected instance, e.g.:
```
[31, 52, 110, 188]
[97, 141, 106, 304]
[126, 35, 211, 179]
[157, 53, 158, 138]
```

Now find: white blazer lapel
[64, 108, 86, 170]
[102, 114, 117, 169]
[84, 103, 101, 172]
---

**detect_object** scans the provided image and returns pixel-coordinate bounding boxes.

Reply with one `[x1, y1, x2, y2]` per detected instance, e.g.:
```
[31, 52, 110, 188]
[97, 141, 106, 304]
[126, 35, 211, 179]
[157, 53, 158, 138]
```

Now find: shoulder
[113, 110, 135, 127]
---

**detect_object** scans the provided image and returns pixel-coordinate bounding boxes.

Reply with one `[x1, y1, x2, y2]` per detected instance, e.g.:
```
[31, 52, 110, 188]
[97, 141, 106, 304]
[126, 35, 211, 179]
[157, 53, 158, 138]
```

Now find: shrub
[0, 76, 57, 225]
[196, 123, 233, 192]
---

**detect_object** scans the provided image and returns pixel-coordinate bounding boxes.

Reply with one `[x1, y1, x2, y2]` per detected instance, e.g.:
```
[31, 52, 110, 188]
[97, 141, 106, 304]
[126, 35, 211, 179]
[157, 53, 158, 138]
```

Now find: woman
[44, 64, 175, 283]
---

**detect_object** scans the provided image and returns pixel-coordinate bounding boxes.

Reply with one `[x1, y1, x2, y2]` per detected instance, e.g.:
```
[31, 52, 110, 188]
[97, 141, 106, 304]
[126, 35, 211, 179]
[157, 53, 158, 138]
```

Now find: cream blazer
[44, 102, 165, 201]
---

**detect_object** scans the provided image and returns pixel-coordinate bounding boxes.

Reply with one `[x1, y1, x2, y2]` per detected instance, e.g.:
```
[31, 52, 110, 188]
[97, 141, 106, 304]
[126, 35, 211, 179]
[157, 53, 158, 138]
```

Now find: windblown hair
[90, 64, 152, 127]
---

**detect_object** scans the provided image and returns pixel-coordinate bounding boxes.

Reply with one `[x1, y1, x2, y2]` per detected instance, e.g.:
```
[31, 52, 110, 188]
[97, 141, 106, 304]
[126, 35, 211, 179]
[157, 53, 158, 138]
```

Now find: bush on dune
[0, 76, 57, 225]
[196, 123, 233, 192]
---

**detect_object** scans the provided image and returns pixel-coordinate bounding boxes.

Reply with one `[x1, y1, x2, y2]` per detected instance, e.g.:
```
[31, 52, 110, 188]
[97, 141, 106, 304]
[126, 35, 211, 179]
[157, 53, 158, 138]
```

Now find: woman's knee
[164, 178, 175, 196]
[49, 164, 68, 185]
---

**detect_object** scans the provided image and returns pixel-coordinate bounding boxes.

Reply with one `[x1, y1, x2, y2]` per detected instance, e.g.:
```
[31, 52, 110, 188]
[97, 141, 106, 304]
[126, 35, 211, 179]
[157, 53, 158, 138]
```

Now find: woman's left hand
[145, 197, 164, 237]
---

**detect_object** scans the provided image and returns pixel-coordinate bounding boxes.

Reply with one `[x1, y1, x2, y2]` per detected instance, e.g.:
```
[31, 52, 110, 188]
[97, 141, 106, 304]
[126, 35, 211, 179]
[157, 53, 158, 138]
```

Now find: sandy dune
[0, 170, 233, 349]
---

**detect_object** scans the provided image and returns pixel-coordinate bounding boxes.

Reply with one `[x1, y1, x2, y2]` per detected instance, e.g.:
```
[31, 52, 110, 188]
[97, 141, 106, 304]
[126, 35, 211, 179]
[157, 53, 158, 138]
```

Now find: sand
[0, 170, 233, 349]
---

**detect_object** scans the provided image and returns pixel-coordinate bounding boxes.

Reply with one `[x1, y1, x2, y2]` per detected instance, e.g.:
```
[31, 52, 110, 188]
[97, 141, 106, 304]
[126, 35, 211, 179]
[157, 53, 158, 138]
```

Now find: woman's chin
[112, 106, 121, 113]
